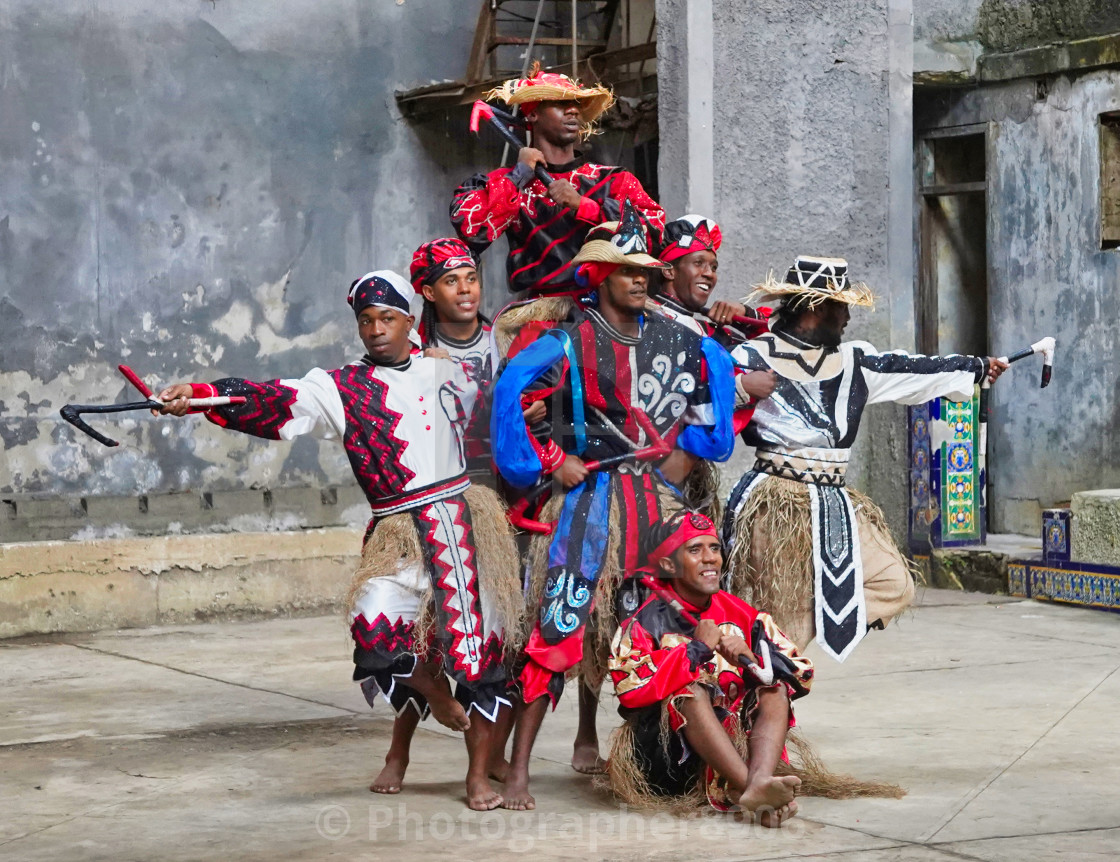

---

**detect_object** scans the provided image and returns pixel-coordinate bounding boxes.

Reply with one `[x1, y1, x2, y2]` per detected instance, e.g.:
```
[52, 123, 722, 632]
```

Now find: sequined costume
[490, 306, 736, 704]
[188, 351, 518, 720]
[724, 327, 988, 661]
[451, 157, 665, 295]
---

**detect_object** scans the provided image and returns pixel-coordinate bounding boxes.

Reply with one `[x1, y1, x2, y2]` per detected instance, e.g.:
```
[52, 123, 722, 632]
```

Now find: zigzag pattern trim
[331, 366, 416, 500]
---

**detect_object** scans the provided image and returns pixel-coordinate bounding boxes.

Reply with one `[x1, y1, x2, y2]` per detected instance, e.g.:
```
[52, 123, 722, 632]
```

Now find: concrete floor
[3, 588, 1119, 862]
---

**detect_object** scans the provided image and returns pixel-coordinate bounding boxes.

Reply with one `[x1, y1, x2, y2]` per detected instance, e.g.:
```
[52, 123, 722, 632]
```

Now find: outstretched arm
[156, 368, 345, 441]
[856, 344, 1003, 406]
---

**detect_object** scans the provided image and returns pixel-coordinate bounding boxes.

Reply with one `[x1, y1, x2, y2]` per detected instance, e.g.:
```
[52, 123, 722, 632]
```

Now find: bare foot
[571, 741, 606, 775]
[370, 755, 408, 794]
[488, 756, 510, 783]
[427, 694, 471, 732]
[500, 774, 536, 810]
[467, 775, 504, 811]
[756, 799, 799, 828]
[739, 775, 800, 815]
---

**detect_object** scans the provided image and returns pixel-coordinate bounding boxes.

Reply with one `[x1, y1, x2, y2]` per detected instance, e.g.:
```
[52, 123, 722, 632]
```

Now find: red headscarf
[647, 511, 719, 566]
[409, 238, 478, 290]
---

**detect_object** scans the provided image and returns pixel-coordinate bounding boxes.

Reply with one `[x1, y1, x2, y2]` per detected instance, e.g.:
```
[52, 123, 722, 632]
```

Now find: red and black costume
[610, 583, 812, 803]
[450, 157, 665, 295]
[184, 271, 514, 721]
[490, 302, 737, 706]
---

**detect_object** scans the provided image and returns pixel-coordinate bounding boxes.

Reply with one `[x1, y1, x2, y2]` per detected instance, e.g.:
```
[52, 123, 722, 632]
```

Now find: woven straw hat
[485, 64, 614, 131]
[747, 255, 875, 308]
[571, 200, 669, 270]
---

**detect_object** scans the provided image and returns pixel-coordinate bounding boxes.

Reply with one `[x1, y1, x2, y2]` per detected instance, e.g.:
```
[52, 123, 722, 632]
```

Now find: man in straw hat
[155, 270, 522, 810]
[489, 201, 736, 809]
[722, 256, 1008, 663]
[451, 64, 664, 297]
[606, 509, 812, 825]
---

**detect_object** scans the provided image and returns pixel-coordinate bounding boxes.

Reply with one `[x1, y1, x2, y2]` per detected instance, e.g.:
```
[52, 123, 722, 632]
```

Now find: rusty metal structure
[396, 0, 656, 116]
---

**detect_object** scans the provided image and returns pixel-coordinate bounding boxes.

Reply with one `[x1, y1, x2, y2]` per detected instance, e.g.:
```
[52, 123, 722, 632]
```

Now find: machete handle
[470, 101, 554, 185]
[118, 364, 155, 398]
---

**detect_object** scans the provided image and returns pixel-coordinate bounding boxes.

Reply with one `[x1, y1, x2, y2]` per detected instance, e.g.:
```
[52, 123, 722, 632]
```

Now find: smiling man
[723, 256, 1009, 663]
[607, 511, 812, 825]
[651, 214, 768, 347]
[451, 65, 664, 296]
[154, 270, 521, 811]
[410, 238, 494, 484]
[488, 203, 736, 809]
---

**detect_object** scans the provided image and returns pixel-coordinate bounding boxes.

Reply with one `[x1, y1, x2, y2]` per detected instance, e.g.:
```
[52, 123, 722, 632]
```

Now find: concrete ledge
[979, 31, 1120, 82]
[0, 528, 362, 638]
[927, 534, 1042, 594]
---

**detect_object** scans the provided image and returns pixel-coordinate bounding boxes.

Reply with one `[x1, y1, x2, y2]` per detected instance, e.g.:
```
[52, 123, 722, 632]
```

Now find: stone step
[926, 533, 1042, 594]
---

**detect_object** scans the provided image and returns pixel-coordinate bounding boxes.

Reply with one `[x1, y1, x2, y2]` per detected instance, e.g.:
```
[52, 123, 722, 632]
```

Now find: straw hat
[571, 200, 670, 270]
[747, 256, 875, 308]
[485, 63, 614, 135]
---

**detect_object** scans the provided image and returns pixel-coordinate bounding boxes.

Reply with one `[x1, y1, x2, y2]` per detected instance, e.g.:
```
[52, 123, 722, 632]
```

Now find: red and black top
[450, 156, 665, 295]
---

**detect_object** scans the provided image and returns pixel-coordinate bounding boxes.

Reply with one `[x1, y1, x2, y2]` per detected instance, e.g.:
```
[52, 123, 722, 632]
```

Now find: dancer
[723, 256, 1008, 661]
[489, 203, 736, 808]
[607, 511, 812, 826]
[155, 270, 522, 810]
[650, 214, 767, 347]
[451, 64, 664, 296]
[410, 238, 495, 483]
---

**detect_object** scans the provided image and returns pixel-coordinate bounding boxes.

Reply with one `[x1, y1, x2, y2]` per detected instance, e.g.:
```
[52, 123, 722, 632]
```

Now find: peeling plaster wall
[917, 72, 1120, 533]
[658, 0, 916, 541]
[0, 0, 492, 503]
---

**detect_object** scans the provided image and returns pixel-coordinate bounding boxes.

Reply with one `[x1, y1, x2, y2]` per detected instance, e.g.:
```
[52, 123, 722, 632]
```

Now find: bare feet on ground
[488, 756, 510, 783]
[571, 741, 607, 774]
[370, 756, 408, 794]
[756, 799, 799, 828]
[500, 774, 536, 810]
[466, 775, 503, 811]
[740, 776, 801, 828]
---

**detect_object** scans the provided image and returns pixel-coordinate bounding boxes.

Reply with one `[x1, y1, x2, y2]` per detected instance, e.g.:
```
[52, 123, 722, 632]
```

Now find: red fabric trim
[523, 621, 584, 673]
[574, 195, 602, 224]
[621, 474, 639, 573]
[518, 657, 561, 708]
[733, 404, 756, 436]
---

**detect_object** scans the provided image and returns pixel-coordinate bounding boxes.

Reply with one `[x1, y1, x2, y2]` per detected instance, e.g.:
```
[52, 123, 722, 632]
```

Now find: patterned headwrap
[409, 238, 479, 290]
[658, 214, 722, 264]
[347, 270, 415, 318]
[646, 511, 720, 567]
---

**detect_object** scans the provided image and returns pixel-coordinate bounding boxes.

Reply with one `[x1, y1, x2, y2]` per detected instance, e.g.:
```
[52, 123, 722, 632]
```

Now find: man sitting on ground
[607, 511, 813, 826]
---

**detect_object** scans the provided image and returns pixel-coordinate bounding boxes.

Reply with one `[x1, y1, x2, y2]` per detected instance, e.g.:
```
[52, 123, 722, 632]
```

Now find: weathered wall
[658, 0, 917, 540]
[917, 71, 1120, 533]
[0, 0, 496, 516]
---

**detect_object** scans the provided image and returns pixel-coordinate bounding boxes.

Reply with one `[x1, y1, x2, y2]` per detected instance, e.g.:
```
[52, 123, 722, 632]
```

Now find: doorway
[910, 126, 990, 549]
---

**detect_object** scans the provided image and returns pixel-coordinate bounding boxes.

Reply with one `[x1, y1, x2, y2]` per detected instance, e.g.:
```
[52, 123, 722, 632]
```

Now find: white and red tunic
[417, 319, 495, 482]
[192, 355, 508, 720]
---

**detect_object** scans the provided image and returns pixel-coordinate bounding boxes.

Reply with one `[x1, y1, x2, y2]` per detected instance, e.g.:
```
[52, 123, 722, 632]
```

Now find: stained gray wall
[0, 1, 495, 512]
[917, 72, 1120, 533]
[658, 0, 917, 540]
